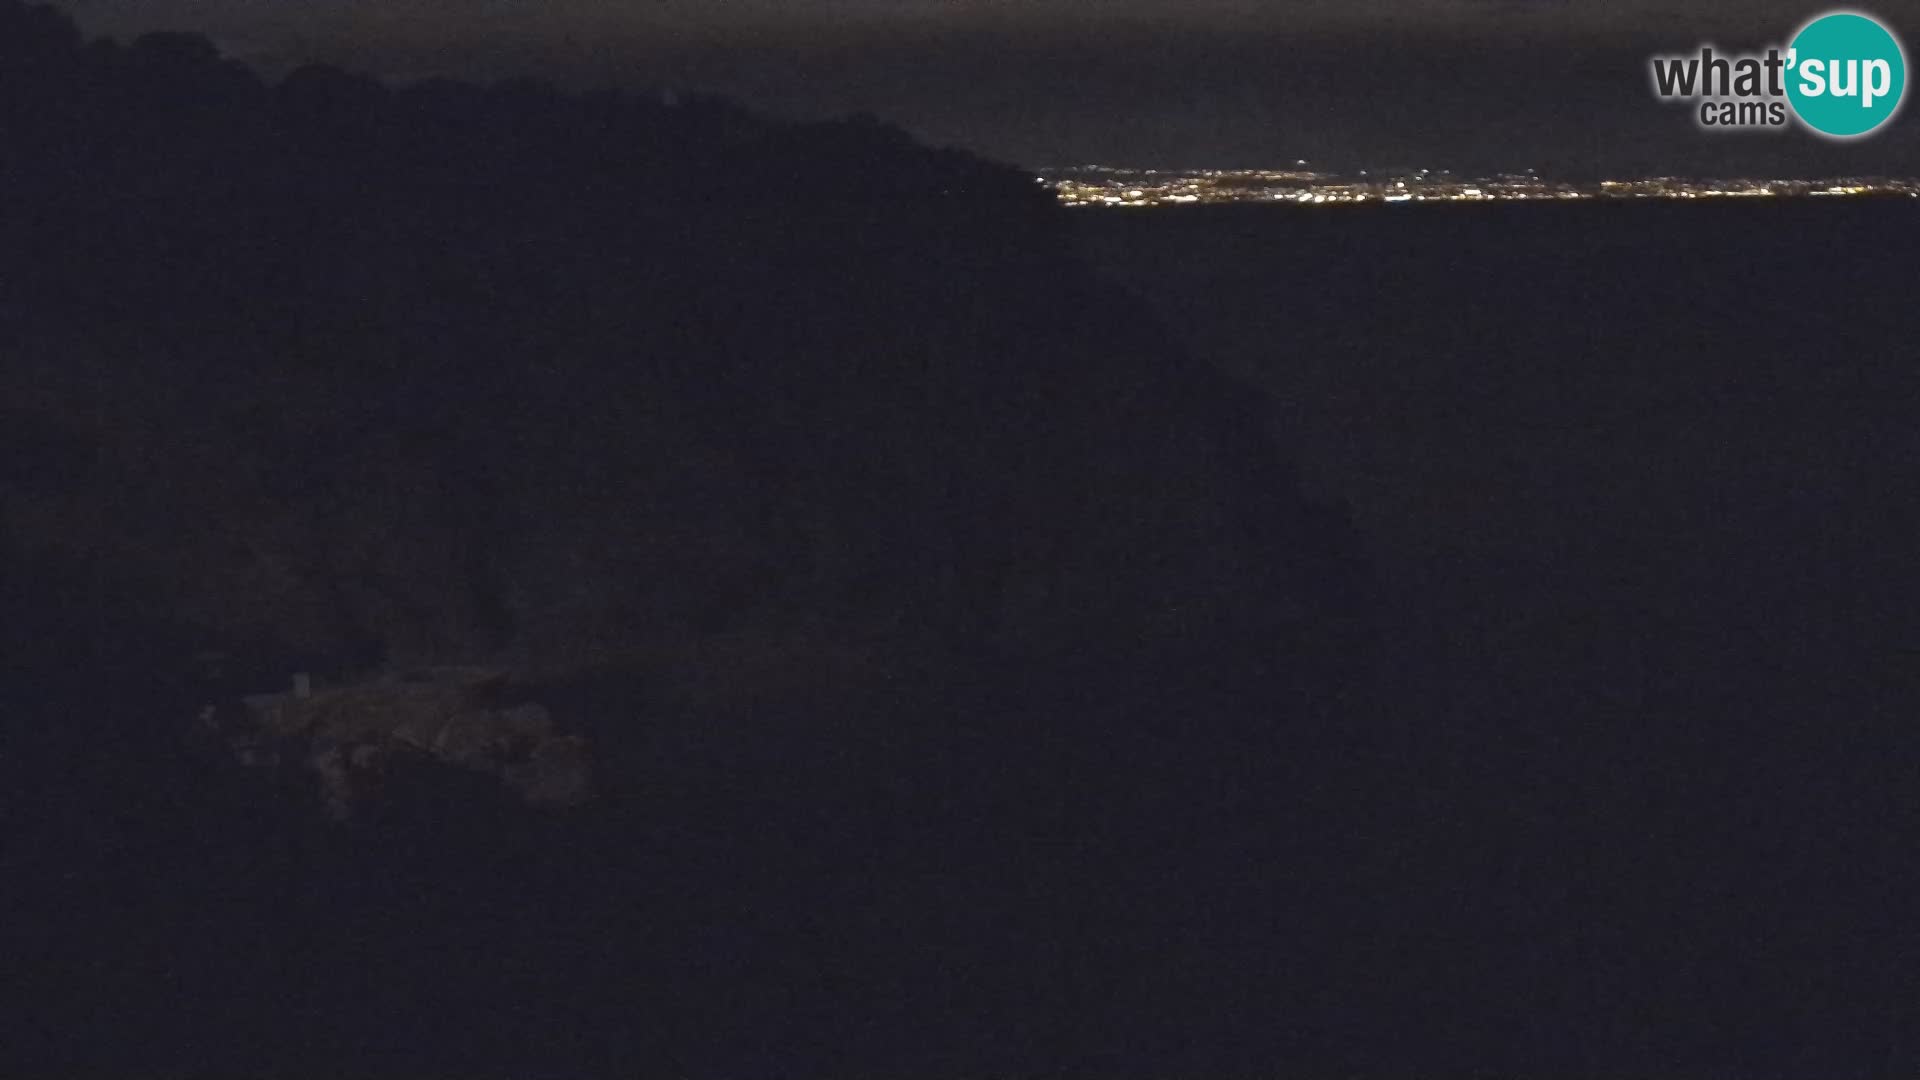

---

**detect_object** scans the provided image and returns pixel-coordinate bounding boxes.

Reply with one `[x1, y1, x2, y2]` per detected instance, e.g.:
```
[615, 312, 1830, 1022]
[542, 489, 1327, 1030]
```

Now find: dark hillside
[1, 4, 1375, 1075]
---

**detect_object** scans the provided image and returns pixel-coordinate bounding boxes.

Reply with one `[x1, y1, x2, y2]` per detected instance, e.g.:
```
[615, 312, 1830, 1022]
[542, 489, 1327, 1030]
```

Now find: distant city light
[1038, 167, 1920, 209]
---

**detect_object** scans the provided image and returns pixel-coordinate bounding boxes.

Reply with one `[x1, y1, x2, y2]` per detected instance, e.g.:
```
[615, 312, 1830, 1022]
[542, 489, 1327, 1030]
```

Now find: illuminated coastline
[1041, 166, 1920, 207]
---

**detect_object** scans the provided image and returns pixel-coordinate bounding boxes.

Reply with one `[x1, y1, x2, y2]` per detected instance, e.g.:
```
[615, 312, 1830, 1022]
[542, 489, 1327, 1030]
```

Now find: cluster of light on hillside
[1041, 167, 1920, 208]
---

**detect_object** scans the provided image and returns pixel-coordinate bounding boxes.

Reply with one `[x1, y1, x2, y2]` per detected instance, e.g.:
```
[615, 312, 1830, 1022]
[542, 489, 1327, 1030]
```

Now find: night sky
[59, 1, 1920, 178]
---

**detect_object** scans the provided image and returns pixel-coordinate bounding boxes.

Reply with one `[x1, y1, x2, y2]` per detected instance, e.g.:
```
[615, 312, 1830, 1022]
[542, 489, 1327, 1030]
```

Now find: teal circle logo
[1786, 11, 1907, 137]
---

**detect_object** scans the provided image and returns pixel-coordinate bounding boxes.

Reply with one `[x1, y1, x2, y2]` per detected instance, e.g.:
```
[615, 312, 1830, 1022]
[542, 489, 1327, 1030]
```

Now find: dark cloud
[56, 0, 1920, 172]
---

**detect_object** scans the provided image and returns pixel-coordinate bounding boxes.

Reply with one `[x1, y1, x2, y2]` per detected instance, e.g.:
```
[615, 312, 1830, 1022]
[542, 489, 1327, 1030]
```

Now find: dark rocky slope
[1, 4, 1376, 1074]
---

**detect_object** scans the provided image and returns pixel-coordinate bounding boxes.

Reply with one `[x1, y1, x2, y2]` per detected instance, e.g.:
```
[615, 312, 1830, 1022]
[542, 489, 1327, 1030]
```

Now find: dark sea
[1077, 197, 1920, 1074]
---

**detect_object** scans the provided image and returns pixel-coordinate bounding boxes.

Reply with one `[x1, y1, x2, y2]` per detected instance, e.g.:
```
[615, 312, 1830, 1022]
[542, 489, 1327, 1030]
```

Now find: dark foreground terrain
[1, 5, 1370, 1076]
[1, 1, 1913, 1074]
